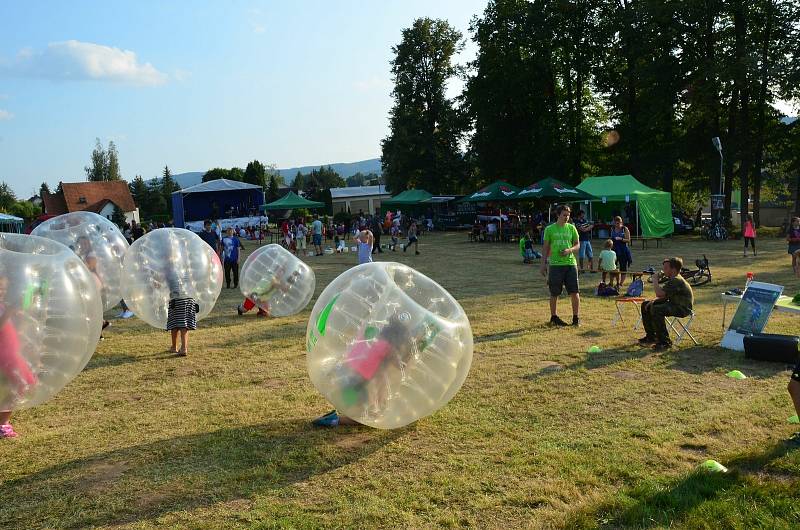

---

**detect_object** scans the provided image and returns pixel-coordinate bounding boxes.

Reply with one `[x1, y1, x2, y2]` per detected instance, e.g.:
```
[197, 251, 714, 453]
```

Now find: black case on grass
[743, 333, 799, 363]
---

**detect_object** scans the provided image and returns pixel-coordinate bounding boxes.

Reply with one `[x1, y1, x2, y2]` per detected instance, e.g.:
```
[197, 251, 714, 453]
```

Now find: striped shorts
[166, 298, 197, 330]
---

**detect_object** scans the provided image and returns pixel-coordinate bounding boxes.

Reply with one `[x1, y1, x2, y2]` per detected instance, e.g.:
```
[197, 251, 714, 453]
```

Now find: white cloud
[0, 109, 13, 121]
[3, 40, 168, 86]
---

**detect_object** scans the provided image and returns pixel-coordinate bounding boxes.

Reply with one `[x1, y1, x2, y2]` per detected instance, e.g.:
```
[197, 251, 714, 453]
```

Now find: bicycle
[645, 255, 712, 287]
[701, 219, 727, 241]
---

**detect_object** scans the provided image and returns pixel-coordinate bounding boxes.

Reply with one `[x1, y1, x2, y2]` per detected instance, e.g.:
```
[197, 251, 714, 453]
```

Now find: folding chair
[667, 311, 699, 345]
[612, 297, 646, 329]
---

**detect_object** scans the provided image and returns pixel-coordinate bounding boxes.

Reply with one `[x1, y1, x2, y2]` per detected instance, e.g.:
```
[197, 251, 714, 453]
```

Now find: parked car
[672, 206, 695, 234]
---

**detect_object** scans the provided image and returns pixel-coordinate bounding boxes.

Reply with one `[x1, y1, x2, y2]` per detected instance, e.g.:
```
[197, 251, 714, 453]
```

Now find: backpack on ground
[624, 278, 644, 297]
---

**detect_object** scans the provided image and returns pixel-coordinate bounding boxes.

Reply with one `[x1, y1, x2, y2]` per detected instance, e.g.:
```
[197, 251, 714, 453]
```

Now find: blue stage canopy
[171, 179, 265, 228]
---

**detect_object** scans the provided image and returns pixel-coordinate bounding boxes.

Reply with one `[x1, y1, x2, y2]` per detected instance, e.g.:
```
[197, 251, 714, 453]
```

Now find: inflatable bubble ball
[306, 262, 473, 429]
[121, 228, 223, 329]
[32, 211, 129, 311]
[0, 233, 103, 410]
[239, 244, 316, 317]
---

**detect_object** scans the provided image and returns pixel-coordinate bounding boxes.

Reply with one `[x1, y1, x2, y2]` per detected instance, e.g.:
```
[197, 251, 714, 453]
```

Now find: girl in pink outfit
[743, 214, 756, 257]
[0, 276, 37, 438]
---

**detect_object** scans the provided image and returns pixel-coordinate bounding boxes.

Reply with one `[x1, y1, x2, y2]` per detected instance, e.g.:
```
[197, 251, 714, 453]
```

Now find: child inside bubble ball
[313, 313, 440, 427]
[165, 268, 197, 356]
[0, 276, 37, 438]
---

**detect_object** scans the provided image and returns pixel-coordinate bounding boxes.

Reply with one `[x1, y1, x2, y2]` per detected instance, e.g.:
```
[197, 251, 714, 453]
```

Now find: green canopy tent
[382, 189, 433, 207]
[462, 180, 522, 235]
[516, 177, 596, 221]
[262, 191, 325, 211]
[462, 180, 521, 202]
[577, 175, 674, 238]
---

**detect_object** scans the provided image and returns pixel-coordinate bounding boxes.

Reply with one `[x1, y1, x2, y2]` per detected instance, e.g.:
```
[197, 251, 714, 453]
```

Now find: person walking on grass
[403, 221, 420, 255]
[638, 257, 694, 352]
[540, 205, 581, 326]
[311, 214, 323, 256]
[743, 214, 756, 257]
[788, 217, 800, 277]
[575, 210, 595, 272]
[222, 227, 244, 289]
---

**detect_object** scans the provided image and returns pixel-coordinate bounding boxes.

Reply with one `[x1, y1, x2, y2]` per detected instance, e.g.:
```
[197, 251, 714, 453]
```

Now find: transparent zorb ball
[32, 211, 129, 311]
[306, 262, 473, 429]
[121, 228, 223, 329]
[0, 233, 103, 410]
[239, 244, 315, 317]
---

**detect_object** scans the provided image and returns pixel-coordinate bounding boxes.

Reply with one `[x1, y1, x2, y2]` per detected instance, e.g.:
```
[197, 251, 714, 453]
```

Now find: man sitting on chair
[639, 257, 694, 351]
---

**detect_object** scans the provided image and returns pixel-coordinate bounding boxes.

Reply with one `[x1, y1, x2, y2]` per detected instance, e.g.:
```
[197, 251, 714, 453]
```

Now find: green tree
[39, 182, 50, 198]
[381, 17, 466, 194]
[244, 160, 267, 188]
[228, 167, 245, 182]
[266, 174, 280, 202]
[111, 204, 127, 227]
[202, 168, 230, 182]
[85, 138, 108, 181]
[129, 175, 149, 214]
[106, 141, 122, 180]
[292, 171, 305, 190]
[161, 165, 180, 213]
[0, 182, 17, 212]
[9, 200, 41, 220]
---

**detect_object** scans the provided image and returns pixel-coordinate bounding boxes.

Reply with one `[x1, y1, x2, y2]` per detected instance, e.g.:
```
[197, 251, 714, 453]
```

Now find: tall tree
[85, 138, 108, 181]
[244, 160, 267, 188]
[0, 182, 17, 211]
[129, 175, 149, 214]
[39, 182, 50, 198]
[202, 168, 231, 182]
[106, 141, 122, 180]
[381, 17, 466, 193]
[293, 171, 305, 191]
[266, 174, 279, 202]
[161, 165, 180, 214]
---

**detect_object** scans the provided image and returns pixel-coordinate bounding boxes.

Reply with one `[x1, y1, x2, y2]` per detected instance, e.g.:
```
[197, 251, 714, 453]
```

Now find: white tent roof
[0, 213, 23, 221]
[330, 185, 391, 199]
[173, 178, 264, 195]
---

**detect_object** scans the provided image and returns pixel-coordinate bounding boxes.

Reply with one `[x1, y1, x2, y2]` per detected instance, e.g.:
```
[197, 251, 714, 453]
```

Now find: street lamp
[712, 137, 723, 194]
[711, 137, 724, 222]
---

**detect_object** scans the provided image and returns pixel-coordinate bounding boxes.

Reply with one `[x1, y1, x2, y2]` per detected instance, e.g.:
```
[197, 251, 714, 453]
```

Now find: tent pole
[636, 200, 640, 237]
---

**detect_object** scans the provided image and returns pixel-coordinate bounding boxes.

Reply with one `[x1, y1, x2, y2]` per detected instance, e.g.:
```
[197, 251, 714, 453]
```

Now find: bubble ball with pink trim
[306, 262, 473, 429]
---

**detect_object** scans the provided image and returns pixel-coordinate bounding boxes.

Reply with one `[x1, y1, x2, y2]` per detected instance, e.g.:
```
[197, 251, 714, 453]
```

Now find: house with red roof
[42, 181, 140, 224]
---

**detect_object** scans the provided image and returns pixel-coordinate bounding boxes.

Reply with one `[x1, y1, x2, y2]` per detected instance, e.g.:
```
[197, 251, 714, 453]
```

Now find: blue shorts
[579, 240, 593, 259]
[312, 234, 322, 246]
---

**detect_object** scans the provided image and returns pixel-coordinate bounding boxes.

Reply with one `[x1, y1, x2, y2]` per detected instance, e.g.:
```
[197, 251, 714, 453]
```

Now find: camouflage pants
[641, 300, 689, 344]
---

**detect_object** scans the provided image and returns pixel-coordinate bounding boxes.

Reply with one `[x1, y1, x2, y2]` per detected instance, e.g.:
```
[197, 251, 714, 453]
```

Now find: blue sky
[0, 1, 487, 197]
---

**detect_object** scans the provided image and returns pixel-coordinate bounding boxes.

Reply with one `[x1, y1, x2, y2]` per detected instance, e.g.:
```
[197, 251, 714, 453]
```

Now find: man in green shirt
[540, 205, 581, 326]
[639, 256, 694, 351]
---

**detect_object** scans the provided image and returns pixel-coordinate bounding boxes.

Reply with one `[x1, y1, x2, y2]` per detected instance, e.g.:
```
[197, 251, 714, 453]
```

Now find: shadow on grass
[85, 350, 181, 371]
[0, 419, 405, 528]
[475, 327, 531, 344]
[565, 442, 800, 529]
[662, 346, 790, 378]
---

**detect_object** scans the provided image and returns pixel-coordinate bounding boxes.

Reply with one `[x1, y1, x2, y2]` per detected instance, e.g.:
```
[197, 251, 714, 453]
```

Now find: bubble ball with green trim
[0, 233, 103, 411]
[306, 262, 474, 429]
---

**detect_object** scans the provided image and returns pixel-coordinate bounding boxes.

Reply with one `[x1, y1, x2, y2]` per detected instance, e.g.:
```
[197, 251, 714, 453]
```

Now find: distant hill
[168, 158, 381, 189]
[781, 116, 797, 125]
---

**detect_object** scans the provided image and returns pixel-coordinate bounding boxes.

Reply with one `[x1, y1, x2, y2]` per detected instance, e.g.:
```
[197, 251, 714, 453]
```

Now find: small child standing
[521, 232, 536, 263]
[788, 217, 800, 277]
[598, 239, 619, 286]
[335, 235, 345, 253]
[356, 229, 374, 264]
[743, 214, 756, 257]
[165, 269, 196, 356]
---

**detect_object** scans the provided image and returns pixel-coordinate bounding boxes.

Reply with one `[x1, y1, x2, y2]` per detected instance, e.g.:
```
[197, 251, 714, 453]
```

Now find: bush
[729, 226, 783, 239]
[333, 211, 352, 224]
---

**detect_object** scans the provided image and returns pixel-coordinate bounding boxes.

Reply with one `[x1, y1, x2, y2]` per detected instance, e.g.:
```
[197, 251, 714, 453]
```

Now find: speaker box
[743, 333, 799, 363]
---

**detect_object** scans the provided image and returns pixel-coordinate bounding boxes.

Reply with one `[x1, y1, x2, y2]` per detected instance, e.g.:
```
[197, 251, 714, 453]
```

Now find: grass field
[2, 232, 800, 529]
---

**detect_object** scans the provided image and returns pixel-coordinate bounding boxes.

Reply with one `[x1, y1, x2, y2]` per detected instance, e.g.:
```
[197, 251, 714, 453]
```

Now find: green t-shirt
[543, 222, 579, 266]
[664, 274, 694, 314]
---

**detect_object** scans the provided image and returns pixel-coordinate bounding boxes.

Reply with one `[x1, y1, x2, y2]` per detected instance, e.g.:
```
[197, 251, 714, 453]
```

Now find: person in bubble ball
[165, 267, 197, 357]
[237, 265, 300, 318]
[313, 312, 440, 427]
[0, 276, 38, 438]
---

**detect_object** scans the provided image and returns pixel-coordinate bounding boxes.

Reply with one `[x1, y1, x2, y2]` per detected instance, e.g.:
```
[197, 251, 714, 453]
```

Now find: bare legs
[170, 328, 189, 355]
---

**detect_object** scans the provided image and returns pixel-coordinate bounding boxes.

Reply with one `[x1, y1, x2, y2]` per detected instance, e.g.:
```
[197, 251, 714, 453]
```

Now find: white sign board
[721, 281, 783, 351]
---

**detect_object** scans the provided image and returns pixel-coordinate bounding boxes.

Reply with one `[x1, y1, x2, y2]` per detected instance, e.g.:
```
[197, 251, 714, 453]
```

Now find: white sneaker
[120, 310, 134, 319]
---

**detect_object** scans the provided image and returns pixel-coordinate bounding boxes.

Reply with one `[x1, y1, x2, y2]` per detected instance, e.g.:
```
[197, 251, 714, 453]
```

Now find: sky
[0, 0, 487, 197]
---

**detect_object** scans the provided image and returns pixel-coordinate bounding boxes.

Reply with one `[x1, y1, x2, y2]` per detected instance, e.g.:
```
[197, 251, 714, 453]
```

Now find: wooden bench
[631, 237, 662, 250]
